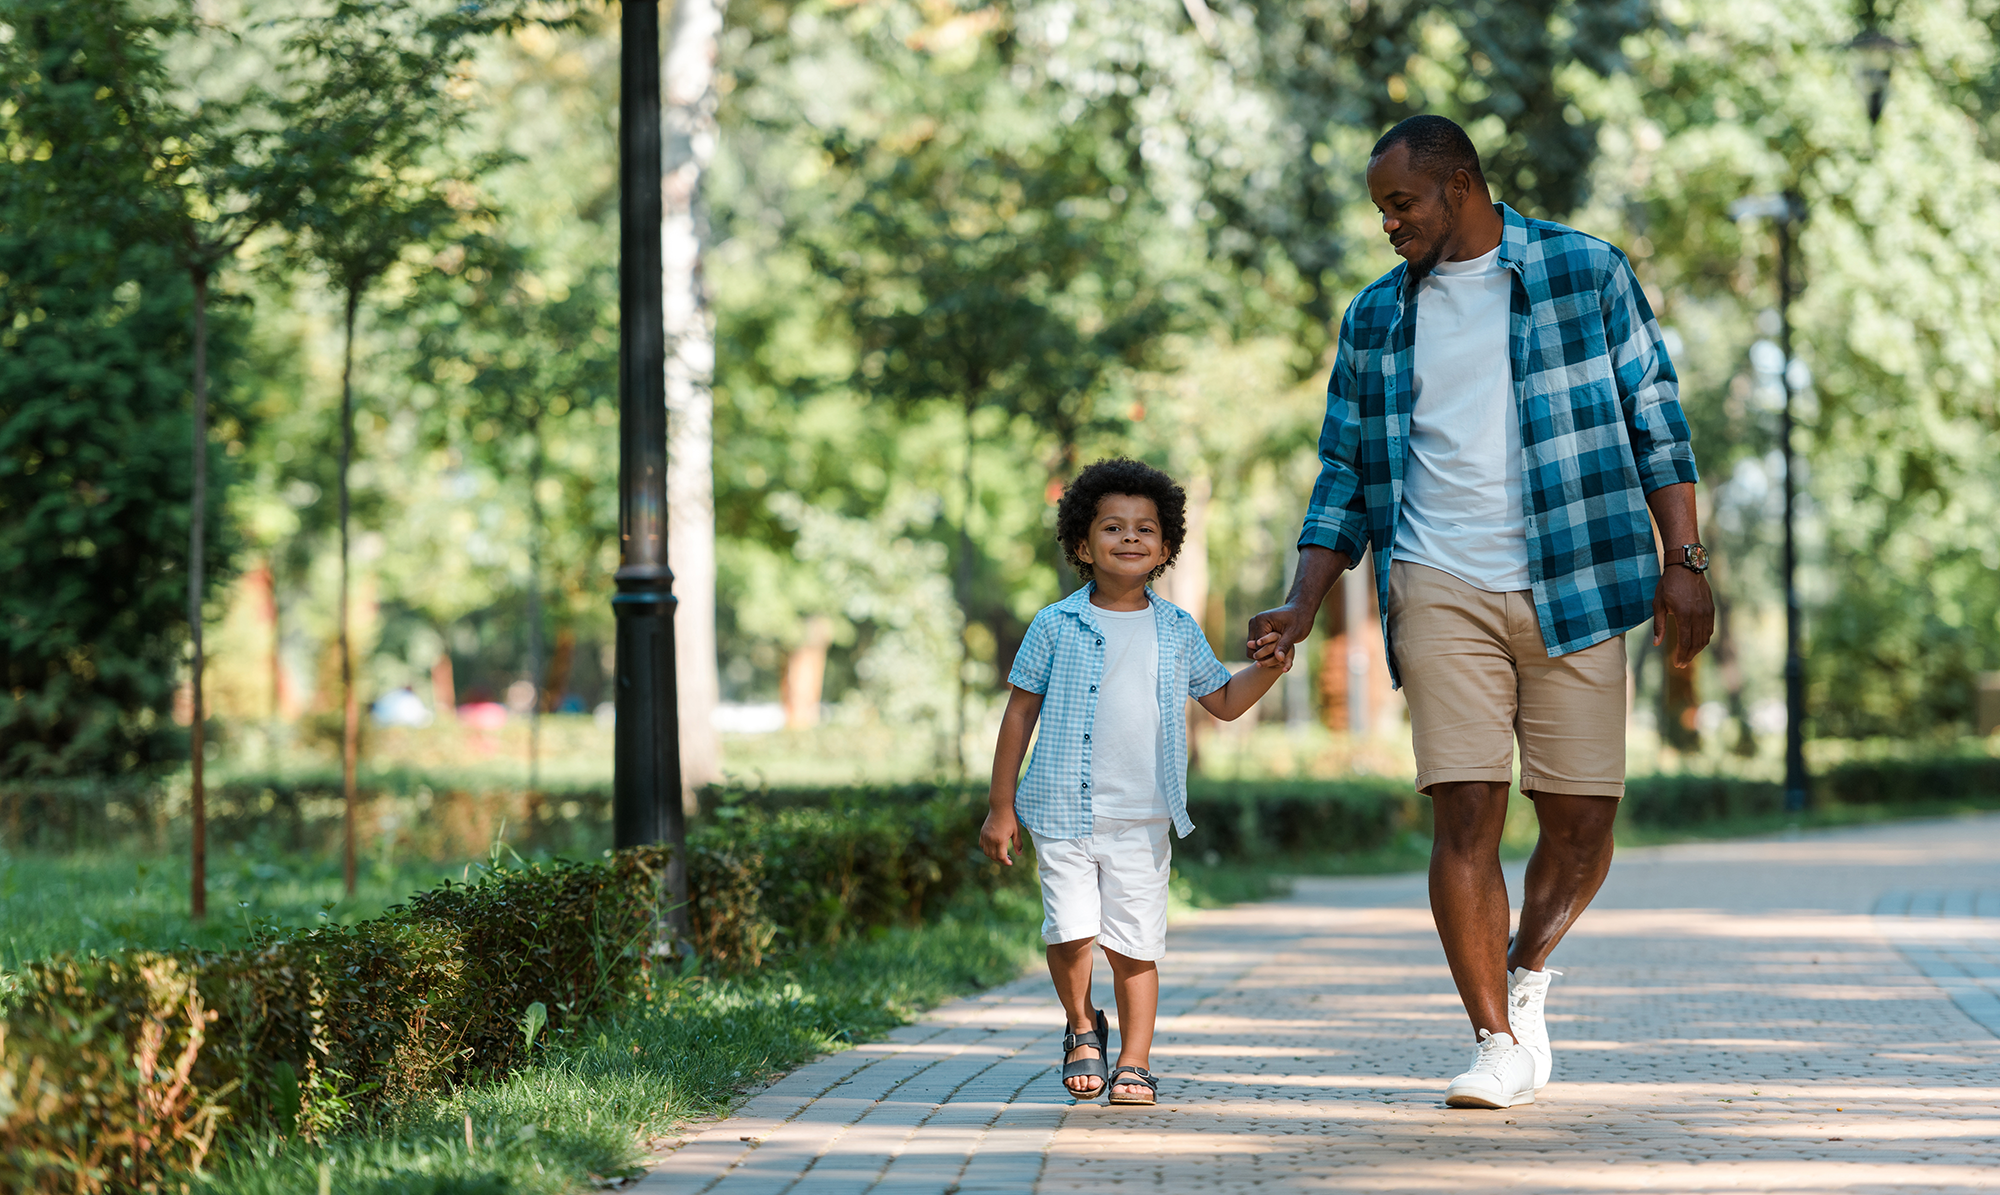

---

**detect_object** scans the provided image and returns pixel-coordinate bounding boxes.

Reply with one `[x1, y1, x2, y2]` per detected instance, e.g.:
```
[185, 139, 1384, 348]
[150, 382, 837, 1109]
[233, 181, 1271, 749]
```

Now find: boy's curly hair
[1055, 458, 1187, 583]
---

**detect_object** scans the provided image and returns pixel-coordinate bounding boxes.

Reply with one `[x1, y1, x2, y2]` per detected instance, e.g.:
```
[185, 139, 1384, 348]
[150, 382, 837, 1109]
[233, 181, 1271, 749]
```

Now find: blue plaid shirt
[1007, 584, 1231, 840]
[1301, 204, 1700, 684]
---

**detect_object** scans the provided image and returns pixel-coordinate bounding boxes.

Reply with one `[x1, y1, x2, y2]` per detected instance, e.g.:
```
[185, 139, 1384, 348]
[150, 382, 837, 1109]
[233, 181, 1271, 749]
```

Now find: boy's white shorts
[1029, 818, 1172, 961]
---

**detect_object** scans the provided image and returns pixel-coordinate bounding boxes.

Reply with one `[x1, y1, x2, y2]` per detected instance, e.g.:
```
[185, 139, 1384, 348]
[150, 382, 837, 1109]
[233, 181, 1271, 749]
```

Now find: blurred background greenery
[6, 0, 2000, 809]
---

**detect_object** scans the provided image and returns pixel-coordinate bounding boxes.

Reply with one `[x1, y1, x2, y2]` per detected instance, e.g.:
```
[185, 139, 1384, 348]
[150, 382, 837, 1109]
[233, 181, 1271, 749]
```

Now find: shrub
[688, 786, 1035, 970]
[1, 848, 668, 1194]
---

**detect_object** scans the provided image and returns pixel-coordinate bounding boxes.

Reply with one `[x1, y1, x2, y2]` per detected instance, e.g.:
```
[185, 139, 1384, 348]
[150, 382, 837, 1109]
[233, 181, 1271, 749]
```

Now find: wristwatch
[1668, 543, 1709, 574]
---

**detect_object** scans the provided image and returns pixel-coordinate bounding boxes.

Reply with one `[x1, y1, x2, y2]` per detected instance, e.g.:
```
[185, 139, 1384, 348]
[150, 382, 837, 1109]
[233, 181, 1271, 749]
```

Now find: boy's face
[1076, 494, 1168, 582]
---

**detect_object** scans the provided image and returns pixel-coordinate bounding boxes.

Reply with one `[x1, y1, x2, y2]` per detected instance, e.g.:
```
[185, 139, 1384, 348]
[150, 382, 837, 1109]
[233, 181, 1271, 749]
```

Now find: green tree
[399, 234, 619, 787]
[0, 5, 233, 779]
[281, 0, 498, 895]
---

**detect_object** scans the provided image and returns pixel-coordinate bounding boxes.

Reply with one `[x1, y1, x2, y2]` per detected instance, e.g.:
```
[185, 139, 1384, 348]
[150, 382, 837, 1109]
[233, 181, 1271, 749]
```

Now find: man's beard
[1403, 201, 1459, 300]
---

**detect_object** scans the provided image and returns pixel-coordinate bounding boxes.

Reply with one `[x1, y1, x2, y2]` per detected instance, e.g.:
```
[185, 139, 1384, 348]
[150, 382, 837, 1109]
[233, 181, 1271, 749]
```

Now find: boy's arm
[980, 685, 1044, 867]
[1195, 651, 1292, 722]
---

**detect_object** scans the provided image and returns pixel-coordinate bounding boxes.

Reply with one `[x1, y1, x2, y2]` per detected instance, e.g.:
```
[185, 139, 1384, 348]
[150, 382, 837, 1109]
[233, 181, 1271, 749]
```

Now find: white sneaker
[1508, 967, 1561, 1091]
[1444, 1029, 1537, 1109]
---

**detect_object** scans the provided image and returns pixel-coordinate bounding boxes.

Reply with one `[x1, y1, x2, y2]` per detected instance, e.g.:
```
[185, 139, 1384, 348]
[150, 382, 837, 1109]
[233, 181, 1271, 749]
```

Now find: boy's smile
[1076, 494, 1168, 586]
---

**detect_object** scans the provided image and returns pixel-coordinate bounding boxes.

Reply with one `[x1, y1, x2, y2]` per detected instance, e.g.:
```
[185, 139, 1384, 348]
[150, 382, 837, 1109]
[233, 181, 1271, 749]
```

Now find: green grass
[0, 845, 486, 976]
[187, 891, 1045, 1194]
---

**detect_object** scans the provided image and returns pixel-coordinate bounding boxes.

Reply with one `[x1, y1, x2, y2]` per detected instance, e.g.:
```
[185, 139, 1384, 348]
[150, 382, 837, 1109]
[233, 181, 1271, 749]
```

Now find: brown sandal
[1107, 1064, 1158, 1105]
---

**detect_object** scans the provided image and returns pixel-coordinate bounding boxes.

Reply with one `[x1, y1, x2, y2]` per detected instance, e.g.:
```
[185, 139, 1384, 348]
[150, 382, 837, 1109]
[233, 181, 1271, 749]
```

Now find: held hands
[979, 808, 1024, 867]
[1247, 605, 1312, 669]
[1248, 631, 1295, 671]
[1652, 565, 1715, 668]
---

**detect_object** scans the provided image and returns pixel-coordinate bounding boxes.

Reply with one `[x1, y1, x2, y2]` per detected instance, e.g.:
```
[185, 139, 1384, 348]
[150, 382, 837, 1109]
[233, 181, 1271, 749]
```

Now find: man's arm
[1251, 302, 1369, 664]
[979, 686, 1043, 867]
[1247, 546, 1351, 665]
[1646, 481, 1714, 668]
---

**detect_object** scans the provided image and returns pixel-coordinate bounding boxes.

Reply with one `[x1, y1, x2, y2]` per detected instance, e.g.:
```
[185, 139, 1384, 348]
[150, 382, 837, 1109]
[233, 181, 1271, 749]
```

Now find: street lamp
[1847, 2, 1908, 127]
[1729, 192, 1808, 813]
[615, 0, 690, 941]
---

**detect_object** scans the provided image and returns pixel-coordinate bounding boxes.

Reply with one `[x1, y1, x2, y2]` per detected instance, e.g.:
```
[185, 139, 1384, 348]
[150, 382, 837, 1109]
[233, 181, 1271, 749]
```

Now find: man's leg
[1508, 793, 1618, 972]
[1047, 937, 1104, 1097]
[1103, 947, 1158, 1099]
[1428, 779, 1514, 1038]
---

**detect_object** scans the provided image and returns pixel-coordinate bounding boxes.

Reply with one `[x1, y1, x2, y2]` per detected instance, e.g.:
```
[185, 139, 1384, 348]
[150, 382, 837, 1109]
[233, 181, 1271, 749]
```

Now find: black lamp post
[615, 0, 690, 941]
[1725, 5, 1903, 814]
[1729, 192, 1808, 813]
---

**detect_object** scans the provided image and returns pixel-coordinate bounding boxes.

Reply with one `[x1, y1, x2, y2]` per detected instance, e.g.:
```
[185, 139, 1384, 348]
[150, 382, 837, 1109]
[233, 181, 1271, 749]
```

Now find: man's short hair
[1055, 458, 1186, 583]
[1370, 115, 1485, 188]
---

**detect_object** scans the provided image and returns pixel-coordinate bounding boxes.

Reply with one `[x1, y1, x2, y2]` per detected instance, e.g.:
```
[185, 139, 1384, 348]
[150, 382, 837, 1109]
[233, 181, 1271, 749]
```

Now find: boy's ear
[1072, 539, 1093, 566]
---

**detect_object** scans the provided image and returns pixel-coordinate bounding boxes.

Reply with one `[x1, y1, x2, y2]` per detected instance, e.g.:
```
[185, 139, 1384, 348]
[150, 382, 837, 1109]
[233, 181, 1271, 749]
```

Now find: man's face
[1366, 143, 1462, 287]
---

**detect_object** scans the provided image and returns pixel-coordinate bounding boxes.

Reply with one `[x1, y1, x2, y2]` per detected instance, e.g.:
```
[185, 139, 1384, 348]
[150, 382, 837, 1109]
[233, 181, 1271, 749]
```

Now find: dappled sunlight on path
[639, 814, 2000, 1193]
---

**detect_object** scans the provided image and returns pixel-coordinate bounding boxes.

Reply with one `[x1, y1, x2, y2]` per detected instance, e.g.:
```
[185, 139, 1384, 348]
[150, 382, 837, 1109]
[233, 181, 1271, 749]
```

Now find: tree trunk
[339, 286, 359, 898]
[955, 400, 976, 779]
[781, 616, 835, 730]
[663, 0, 726, 808]
[526, 412, 544, 793]
[189, 268, 209, 923]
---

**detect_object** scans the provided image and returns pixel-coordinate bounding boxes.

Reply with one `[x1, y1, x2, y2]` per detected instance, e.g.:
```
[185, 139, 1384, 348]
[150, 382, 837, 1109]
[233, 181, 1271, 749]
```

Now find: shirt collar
[1055, 581, 1156, 627]
[1496, 202, 1528, 273]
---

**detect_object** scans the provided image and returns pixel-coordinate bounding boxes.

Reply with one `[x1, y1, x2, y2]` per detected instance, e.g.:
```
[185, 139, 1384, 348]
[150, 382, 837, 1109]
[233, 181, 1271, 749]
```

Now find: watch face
[1684, 544, 1709, 571]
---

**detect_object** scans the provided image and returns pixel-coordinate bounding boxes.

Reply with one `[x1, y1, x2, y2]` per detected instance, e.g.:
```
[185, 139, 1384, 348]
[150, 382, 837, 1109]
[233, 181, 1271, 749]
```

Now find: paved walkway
[638, 814, 2000, 1193]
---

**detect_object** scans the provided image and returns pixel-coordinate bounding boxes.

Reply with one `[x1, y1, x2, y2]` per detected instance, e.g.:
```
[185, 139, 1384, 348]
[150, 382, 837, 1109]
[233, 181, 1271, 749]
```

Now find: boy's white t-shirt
[1086, 606, 1170, 820]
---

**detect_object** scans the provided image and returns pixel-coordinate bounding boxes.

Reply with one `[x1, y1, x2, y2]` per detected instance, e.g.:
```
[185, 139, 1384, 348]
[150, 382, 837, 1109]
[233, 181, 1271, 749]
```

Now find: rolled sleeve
[1603, 253, 1699, 494]
[1298, 309, 1372, 559]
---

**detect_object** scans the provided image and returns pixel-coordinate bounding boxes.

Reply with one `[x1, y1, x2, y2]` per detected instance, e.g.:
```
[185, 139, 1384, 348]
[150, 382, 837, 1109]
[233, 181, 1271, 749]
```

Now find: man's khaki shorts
[1389, 560, 1627, 798]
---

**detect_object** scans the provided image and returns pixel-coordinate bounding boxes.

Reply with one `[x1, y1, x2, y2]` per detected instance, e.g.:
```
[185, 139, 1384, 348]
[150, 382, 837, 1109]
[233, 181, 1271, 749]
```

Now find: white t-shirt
[1392, 244, 1531, 593]
[1086, 605, 1169, 820]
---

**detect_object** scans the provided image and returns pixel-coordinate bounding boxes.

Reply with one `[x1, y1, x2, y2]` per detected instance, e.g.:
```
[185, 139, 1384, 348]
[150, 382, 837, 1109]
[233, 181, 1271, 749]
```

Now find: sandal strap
[1107, 1065, 1158, 1090]
[1062, 1029, 1104, 1053]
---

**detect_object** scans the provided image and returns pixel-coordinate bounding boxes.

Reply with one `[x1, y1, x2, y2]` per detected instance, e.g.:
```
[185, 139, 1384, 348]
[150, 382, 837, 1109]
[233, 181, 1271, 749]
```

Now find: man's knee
[1427, 780, 1510, 853]
[1527, 791, 1618, 853]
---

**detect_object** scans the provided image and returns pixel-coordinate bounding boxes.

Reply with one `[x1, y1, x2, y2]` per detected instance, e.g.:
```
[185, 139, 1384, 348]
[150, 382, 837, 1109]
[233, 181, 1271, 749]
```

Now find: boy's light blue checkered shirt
[1301, 204, 1700, 684]
[1007, 584, 1231, 841]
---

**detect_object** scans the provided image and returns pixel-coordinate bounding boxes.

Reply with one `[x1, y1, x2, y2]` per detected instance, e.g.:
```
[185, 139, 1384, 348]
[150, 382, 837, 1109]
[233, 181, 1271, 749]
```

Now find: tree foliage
[0, 6, 237, 777]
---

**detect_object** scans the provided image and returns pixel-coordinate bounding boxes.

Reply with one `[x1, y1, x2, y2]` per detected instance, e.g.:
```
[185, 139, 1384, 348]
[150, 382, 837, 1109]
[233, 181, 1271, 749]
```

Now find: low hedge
[1, 786, 1031, 1192]
[688, 786, 1035, 968]
[1, 848, 669, 1193]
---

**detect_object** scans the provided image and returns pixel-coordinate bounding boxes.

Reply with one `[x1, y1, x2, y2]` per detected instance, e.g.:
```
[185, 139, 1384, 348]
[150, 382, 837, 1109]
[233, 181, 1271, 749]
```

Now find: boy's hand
[1249, 631, 1295, 671]
[979, 809, 1025, 867]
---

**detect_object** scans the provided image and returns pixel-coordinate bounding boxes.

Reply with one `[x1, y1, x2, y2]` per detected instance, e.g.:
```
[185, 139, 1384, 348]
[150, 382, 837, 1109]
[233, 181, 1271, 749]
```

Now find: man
[1248, 115, 1713, 1109]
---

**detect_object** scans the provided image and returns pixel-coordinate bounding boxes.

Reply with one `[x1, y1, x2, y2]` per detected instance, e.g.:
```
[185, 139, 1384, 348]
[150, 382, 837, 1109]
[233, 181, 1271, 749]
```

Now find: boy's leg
[1093, 818, 1172, 1100]
[1104, 946, 1158, 1098]
[1047, 936, 1105, 1096]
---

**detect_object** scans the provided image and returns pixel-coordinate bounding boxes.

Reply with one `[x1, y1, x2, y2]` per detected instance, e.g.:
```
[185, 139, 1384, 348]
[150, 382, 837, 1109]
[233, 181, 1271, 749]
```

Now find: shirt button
[1083, 734, 1090, 742]
[1096, 639, 1103, 646]
[1089, 685, 1097, 692]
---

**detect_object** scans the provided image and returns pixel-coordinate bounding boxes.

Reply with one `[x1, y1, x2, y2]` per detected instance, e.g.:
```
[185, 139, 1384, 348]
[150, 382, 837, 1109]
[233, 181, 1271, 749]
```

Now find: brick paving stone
[637, 813, 2000, 1193]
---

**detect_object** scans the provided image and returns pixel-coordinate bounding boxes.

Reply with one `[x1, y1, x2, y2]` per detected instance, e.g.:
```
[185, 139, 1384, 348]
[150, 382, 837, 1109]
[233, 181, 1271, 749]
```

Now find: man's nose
[1381, 213, 1401, 234]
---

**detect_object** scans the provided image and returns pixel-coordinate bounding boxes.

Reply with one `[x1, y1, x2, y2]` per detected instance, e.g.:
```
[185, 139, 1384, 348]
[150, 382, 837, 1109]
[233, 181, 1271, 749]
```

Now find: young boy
[980, 458, 1290, 1105]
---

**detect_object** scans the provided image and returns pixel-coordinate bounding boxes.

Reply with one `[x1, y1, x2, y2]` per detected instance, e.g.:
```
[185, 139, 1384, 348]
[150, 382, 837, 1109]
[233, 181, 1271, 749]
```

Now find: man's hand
[1250, 632, 1295, 670]
[979, 809, 1024, 867]
[1246, 609, 1311, 666]
[1247, 546, 1352, 666]
[1652, 564, 1714, 668]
